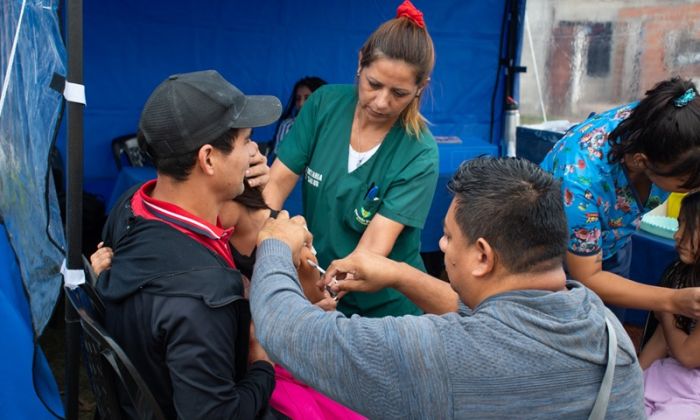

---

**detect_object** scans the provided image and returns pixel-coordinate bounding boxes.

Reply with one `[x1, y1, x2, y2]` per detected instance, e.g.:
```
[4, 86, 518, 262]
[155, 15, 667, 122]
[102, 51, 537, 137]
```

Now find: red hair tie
[396, 0, 425, 29]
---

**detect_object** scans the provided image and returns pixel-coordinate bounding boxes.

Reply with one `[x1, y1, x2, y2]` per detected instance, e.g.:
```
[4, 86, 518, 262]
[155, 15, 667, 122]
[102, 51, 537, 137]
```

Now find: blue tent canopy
[1, 0, 525, 417]
[57, 0, 525, 199]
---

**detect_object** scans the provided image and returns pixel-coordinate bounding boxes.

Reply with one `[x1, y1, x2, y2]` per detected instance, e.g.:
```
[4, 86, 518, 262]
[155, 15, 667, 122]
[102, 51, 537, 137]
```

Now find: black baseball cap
[139, 70, 282, 156]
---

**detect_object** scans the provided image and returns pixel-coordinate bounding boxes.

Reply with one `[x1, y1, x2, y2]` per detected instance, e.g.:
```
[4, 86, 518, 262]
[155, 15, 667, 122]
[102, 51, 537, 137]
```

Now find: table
[107, 167, 157, 210]
[626, 230, 677, 326]
[420, 140, 499, 252]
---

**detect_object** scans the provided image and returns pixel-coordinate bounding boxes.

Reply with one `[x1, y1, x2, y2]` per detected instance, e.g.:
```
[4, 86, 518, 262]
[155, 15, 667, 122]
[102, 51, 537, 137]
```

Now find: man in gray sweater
[251, 157, 644, 419]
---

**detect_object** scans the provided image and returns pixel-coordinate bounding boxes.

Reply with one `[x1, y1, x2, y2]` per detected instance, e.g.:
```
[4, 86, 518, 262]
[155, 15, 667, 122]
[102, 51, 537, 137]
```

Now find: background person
[264, 0, 438, 318]
[251, 157, 644, 419]
[220, 182, 336, 308]
[541, 77, 700, 319]
[269, 76, 327, 158]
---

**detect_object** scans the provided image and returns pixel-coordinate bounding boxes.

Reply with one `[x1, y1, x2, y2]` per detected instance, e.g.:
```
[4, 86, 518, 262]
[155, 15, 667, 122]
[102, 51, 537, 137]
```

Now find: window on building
[586, 22, 612, 77]
[676, 34, 700, 66]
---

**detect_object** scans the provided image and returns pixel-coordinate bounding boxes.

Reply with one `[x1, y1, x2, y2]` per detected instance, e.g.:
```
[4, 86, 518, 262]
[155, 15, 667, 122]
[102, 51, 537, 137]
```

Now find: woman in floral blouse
[542, 77, 700, 320]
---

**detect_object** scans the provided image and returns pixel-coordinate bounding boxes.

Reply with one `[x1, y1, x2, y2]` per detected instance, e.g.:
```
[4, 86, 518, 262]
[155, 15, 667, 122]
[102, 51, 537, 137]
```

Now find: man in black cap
[96, 70, 282, 419]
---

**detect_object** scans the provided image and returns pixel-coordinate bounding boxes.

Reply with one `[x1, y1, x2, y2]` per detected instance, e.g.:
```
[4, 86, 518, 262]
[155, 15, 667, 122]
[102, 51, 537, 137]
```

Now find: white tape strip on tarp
[0, 0, 27, 119]
[61, 259, 85, 289]
[0, 1, 86, 117]
[64, 81, 86, 105]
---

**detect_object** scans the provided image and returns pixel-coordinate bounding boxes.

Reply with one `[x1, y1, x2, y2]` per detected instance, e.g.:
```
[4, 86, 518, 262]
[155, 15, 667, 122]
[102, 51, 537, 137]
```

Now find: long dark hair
[608, 77, 700, 190]
[662, 190, 700, 333]
[233, 179, 269, 210]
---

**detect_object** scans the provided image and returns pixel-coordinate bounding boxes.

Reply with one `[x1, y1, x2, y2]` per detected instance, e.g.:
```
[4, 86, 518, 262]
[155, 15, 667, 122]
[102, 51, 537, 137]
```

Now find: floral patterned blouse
[541, 103, 669, 260]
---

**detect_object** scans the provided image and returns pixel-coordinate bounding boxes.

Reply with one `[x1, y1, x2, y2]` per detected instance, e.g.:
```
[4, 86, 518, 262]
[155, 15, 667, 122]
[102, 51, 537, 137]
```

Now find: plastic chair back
[81, 255, 106, 321]
[64, 286, 165, 420]
[640, 311, 659, 351]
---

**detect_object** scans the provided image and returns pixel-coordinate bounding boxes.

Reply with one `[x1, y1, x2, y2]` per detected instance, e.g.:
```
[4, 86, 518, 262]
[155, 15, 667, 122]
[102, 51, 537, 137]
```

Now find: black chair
[640, 311, 659, 351]
[65, 286, 165, 420]
[639, 278, 664, 352]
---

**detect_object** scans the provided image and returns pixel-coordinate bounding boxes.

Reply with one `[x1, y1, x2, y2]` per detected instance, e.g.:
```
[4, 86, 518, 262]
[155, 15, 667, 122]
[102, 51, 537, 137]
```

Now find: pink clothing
[270, 365, 366, 420]
[644, 357, 700, 419]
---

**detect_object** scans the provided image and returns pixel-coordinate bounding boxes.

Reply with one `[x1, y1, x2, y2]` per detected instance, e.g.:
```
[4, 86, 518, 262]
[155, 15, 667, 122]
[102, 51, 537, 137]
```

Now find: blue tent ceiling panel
[75, 0, 524, 193]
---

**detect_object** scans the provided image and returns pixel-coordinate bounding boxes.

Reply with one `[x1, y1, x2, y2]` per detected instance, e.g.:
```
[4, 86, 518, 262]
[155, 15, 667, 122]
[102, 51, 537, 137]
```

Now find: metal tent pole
[502, 0, 526, 157]
[64, 0, 84, 418]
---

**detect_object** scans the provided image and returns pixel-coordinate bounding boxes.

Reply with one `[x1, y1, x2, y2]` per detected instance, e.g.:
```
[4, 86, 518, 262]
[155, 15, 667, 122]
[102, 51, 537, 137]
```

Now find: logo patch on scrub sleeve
[353, 197, 380, 226]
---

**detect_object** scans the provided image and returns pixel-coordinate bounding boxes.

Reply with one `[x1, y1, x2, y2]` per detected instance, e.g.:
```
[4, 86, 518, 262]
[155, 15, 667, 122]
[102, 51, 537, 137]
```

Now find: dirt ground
[40, 298, 96, 420]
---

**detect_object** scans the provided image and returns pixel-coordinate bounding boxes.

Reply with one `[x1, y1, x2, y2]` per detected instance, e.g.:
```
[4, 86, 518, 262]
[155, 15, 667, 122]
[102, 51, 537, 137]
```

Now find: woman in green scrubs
[265, 1, 439, 318]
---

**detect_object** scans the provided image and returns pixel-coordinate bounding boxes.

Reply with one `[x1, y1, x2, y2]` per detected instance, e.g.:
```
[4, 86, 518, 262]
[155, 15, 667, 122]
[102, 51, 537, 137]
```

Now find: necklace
[356, 148, 372, 166]
[349, 140, 381, 172]
[351, 114, 387, 152]
[357, 153, 367, 166]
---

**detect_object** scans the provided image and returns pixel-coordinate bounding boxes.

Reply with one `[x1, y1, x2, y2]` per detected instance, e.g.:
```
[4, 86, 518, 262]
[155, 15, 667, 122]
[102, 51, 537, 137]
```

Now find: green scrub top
[277, 85, 439, 318]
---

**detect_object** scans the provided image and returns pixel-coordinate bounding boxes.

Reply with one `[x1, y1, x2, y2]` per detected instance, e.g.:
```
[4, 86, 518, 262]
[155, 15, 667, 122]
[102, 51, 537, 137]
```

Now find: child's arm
[297, 247, 326, 303]
[89, 242, 113, 276]
[638, 326, 668, 370]
[659, 311, 700, 369]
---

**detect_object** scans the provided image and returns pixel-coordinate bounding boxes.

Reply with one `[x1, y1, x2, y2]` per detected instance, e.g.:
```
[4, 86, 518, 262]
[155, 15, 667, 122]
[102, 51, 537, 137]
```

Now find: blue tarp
[0, 224, 63, 418]
[1, 0, 66, 337]
[1, 0, 65, 416]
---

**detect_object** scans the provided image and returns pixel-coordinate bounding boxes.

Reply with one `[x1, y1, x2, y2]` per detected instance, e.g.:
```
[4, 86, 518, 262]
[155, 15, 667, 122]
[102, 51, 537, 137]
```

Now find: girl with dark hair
[542, 77, 700, 319]
[271, 76, 327, 155]
[265, 0, 439, 318]
[638, 191, 700, 418]
[220, 181, 333, 306]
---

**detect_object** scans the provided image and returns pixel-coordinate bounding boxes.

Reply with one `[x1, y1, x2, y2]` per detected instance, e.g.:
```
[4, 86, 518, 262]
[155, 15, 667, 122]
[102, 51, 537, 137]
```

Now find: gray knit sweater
[251, 240, 645, 419]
